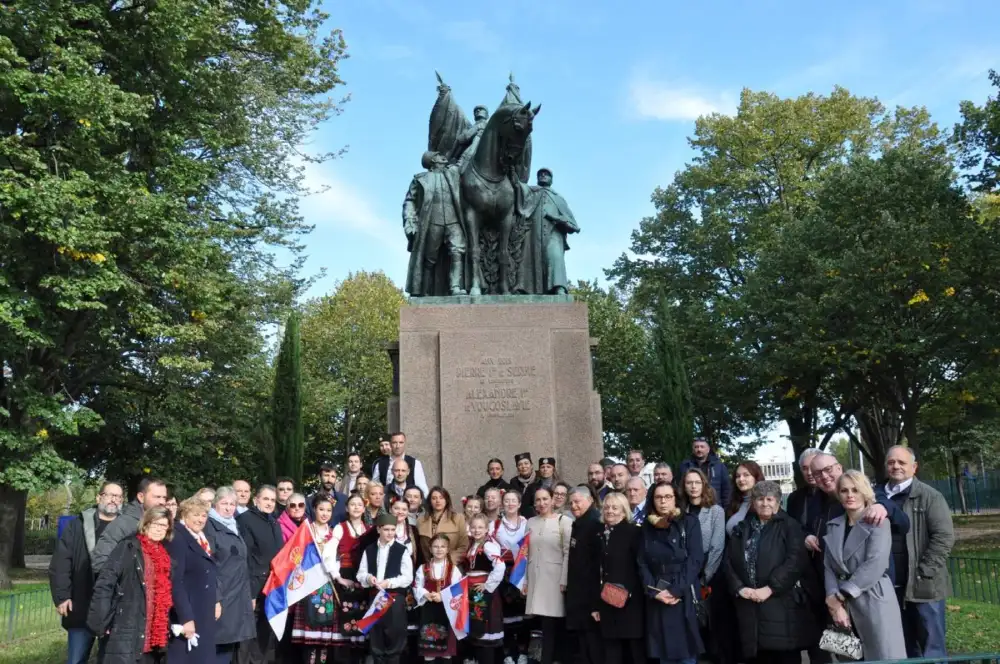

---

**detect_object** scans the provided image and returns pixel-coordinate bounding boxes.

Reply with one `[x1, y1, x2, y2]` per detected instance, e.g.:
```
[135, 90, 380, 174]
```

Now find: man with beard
[307, 462, 348, 524]
[90, 477, 167, 573]
[337, 452, 365, 495]
[609, 464, 630, 492]
[652, 462, 673, 486]
[586, 462, 610, 501]
[48, 481, 122, 664]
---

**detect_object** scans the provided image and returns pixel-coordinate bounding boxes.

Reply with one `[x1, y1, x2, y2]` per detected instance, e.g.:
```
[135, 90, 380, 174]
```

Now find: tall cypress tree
[272, 312, 304, 486]
[652, 296, 694, 466]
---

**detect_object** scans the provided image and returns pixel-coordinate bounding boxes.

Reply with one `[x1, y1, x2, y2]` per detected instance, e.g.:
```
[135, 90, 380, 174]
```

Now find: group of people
[48, 431, 956, 664]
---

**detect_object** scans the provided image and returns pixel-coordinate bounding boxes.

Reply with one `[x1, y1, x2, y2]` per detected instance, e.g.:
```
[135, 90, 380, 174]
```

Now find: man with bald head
[875, 445, 954, 658]
[625, 476, 647, 524]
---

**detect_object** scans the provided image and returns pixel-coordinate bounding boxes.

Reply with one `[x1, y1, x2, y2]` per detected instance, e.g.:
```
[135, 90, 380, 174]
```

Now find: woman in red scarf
[88, 507, 174, 664]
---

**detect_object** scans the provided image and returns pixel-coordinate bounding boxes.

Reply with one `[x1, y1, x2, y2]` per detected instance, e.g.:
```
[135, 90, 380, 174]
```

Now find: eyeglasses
[814, 464, 840, 478]
[100, 492, 123, 500]
[147, 522, 169, 531]
[289, 502, 306, 508]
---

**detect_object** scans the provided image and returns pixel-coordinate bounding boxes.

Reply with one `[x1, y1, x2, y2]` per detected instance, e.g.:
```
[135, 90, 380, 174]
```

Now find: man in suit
[626, 477, 647, 524]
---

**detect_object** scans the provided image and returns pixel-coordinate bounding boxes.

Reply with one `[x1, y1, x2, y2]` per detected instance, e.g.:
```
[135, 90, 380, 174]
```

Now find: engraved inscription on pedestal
[458, 356, 536, 418]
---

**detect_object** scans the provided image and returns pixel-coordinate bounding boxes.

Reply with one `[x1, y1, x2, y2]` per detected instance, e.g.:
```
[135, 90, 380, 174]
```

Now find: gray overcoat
[823, 517, 907, 661]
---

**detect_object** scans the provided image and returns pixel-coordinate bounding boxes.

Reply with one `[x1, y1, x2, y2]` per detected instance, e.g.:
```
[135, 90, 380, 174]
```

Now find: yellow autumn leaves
[906, 286, 956, 306]
[57, 246, 106, 264]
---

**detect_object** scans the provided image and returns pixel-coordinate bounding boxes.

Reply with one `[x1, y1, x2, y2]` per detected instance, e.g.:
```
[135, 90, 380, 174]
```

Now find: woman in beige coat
[416, 486, 468, 566]
[525, 483, 572, 664]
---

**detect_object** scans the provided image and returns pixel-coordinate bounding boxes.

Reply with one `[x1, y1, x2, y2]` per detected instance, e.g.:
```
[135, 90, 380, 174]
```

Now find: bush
[24, 528, 57, 555]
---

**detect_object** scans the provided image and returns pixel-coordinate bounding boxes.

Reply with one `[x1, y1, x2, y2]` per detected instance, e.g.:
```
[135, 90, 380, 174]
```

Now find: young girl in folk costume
[487, 490, 529, 664]
[482, 487, 503, 523]
[463, 495, 483, 537]
[290, 493, 340, 664]
[321, 494, 374, 663]
[413, 534, 463, 660]
[465, 513, 506, 664]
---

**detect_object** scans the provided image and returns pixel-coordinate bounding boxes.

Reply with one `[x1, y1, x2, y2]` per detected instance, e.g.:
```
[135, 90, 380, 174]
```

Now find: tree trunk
[952, 450, 968, 515]
[786, 412, 812, 489]
[0, 484, 23, 590]
[855, 401, 902, 482]
[902, 406, 920, 461]
[12, 491, 26, 568]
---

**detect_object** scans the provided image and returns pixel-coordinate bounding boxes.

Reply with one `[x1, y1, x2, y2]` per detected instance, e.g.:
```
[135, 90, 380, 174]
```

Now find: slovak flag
[508, 533, 529, 593]
[263, 521, 328, 637]
[356, 589, 395, 635]
[441, 576, 470, 640]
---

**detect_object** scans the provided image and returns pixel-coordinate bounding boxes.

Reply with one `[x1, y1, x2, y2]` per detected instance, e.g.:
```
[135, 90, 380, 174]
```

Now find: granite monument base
[387, 296, 603, 497]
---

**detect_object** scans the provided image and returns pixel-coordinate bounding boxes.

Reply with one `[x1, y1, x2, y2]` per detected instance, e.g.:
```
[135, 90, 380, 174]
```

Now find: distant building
[761, 459, 795, 494]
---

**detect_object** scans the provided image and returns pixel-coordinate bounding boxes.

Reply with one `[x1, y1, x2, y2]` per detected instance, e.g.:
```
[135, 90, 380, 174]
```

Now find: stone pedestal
[387, 296, 602, 496]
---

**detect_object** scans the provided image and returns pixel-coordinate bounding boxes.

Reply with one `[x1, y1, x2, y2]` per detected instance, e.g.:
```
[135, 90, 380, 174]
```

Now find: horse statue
[426, 74, 540, 294]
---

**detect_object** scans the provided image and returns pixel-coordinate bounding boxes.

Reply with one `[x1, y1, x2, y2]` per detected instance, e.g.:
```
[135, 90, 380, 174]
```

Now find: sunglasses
[289, 502, 306, 509]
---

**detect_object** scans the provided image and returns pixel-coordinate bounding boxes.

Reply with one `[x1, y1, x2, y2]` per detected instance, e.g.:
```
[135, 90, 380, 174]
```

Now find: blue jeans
[903, 598, 947, 658]
[66, 627, 95, 664]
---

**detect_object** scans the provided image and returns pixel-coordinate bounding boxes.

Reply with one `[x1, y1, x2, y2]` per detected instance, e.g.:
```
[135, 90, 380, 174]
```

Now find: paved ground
[24, 555, 50, 571]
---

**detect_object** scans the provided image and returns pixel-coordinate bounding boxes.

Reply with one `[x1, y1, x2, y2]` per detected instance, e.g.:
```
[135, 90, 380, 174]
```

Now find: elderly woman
[638, 481, 704, 664]
[824, 470, 907, 660]
[204, 487, 255, 664]
[595, 492, 644, 664]
[278, 492, 307, 541]
[168, 498, 220, 664]
[725, 481, 817, 664]
[89, 507, 174, 664]
[565, 486, 602, 663]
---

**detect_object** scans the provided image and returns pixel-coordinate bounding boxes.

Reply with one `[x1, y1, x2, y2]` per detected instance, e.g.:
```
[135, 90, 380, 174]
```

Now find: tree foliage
[651, 296, 693, 465]
[0, 0, 347, 584]
[571, 280, 657, 459]
[273, 313, 305, 486]
[299, 272, 405, 470]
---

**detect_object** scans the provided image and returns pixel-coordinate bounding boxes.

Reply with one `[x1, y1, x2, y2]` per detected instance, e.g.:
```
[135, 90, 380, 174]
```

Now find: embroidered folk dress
[291, 523, 339, 647]
[488, 515, 528, 627]
[464, 539, 505, 647]
[320, 520, 373, 647]
[413, 559, 463, 659]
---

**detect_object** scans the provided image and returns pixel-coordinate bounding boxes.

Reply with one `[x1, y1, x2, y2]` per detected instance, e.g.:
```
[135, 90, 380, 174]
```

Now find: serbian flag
[263, 521, 328, 637]
[508, 533, 529, 592]
[441, 576, 470, 640]
[356, 589, 395, 634]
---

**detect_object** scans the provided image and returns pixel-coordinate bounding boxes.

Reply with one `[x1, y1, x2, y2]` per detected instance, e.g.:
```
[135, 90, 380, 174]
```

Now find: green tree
[611, 87, 955, 483]
[300, 272, 405, 470]
[571, 280, 658, 458]
[0, 0, 346, 585]
[651, 296, 693, 466]
[273, 313, 305, 486]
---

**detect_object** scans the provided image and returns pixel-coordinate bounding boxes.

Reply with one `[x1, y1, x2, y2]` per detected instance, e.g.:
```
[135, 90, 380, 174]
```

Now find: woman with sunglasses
[278, 493, 308, 542]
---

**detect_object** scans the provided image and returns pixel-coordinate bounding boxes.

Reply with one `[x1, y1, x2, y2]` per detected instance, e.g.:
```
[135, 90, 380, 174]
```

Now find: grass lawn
[0, 631, 65, 664]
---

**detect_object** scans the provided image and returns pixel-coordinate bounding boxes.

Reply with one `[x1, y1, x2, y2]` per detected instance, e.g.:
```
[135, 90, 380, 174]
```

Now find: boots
[449, 253, 467, 295]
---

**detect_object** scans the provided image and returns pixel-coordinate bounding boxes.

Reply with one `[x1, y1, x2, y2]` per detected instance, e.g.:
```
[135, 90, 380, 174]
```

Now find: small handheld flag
[357, 589, 395, 635]
[509, 533, 529, 593]
[441, 576, 469, 640]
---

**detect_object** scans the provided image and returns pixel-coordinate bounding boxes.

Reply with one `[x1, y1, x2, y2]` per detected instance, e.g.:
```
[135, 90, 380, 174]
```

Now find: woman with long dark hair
[477, 458, 511, 498]
[726, 462, 765, 536]
[322, 493, 373, 661]
[289, 493, 339, 664]
[416, 486, 468, 566]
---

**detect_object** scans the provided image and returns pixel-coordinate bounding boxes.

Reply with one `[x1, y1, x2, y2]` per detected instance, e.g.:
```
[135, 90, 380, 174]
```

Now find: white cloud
[628, 75, 731, 121]
[299, 161, 399, 246]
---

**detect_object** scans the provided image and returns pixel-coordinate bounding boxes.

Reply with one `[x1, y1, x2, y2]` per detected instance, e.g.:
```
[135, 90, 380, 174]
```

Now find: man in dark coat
[306, 463, 348, 524]
[49, 481, 122, 664]
[236, 485, 283, 664]
[678, 437, 731, 510]
[90, 477, 168, 573]
[785, 448, 821, 526]
[564, 487, 603, 664]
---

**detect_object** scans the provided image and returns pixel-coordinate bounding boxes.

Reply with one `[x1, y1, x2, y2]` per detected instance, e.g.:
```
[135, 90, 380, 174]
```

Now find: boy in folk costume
[358, 513, 414, 664]
[465, 513, 506, 664]
[413, 534, 463, 660]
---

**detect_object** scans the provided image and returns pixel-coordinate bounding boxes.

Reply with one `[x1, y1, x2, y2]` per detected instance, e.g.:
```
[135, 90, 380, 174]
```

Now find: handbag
[691, 584, 709, 629]
[819, 627, 863, 661]
[600, 582, 629, 608]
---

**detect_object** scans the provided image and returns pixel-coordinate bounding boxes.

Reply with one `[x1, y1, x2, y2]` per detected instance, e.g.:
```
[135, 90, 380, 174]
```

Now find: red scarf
[138, 534, 173, 649]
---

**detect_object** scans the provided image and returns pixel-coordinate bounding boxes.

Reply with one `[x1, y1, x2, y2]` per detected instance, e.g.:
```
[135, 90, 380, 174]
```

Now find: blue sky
[292, 0, 1000, 460]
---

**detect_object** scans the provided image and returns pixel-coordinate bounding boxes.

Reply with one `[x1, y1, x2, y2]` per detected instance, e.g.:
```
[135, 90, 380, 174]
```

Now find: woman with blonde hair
[89, 507, 174, 664]
[823, 470, 906, 660]
[595, 492, 644, 664]
[167, 497, 219, 663]
[362, 482, 388, 527]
